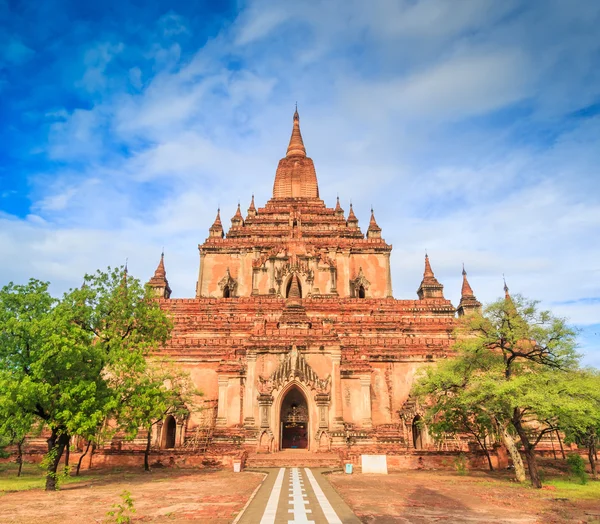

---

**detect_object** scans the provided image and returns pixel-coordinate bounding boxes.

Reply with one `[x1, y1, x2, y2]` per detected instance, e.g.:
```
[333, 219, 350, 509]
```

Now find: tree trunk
[45, 431, 70, 491]
[16, 438, 24, 477]
[76, 441, 92, 476]
[64, 437, 70, 467]
[512, 416, 542, 488]
[499, 425, 526, 482]
[556, 429, 566, 460]
[144, 427, 152, 472]
[549, 431, 557, 460]
[483, 444, 494, 471]
[588, 436, 597, 479]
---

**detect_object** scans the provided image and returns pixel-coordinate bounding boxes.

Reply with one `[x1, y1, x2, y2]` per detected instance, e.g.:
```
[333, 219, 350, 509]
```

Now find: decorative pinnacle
[211, 208, 223, 229]
[424, 254, 434, 277]
[154, 251, 166, 278]
[347, 202, 358, 222]
[287, 107, 305, 157]
[461, 265, 474, 297]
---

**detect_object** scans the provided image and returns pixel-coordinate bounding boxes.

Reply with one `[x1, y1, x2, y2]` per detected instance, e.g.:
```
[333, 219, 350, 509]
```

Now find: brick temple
[145, 109, 482, 459]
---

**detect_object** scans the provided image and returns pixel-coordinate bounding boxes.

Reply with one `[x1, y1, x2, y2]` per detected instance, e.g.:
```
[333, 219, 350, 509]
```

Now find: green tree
[117, 359, 198, 471]
[0, 268, 172, 490]
[417, 294, 591, 488]
[560, 369, 600, 479]
[0, 405, 35, 476]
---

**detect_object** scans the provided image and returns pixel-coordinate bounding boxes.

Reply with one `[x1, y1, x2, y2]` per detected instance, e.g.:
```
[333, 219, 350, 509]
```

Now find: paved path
[237, 467, 360, 524]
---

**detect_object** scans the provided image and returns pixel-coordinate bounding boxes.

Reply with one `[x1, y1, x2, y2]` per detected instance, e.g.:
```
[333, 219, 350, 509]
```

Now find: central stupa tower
[196, 109, 393, 299]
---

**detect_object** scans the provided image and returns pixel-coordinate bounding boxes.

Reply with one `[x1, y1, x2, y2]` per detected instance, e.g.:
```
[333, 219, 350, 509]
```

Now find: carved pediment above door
[218, 268, 238, 297]
[258, 345, 330, 395]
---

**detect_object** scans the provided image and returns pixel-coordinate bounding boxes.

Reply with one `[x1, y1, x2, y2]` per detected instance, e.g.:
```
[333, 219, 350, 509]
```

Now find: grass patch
[0, 462, 92, 492]
[545, 478, 600, 500]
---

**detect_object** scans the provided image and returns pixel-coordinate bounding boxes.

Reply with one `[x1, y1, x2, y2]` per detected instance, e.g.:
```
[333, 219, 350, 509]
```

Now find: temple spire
[457, 265, 481, 316]
[417, 254, 444, 299]
[231, 203, 244, 228]
[347, 203, 359, 228]
[273, 108, 319, 199]
[367, 207, 382, 239]
[423, 253, 434, 277]
[209, 208, 224, 238]
[461, 264, 474, 297]
[286, 107, 306, 158]
[147, 252, 172, 299]
[334, 196, 344, 216]
[247, 194, 257, 218]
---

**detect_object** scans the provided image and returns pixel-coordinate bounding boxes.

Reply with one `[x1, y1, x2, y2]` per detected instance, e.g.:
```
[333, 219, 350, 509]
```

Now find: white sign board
[361, 454, 388, 474]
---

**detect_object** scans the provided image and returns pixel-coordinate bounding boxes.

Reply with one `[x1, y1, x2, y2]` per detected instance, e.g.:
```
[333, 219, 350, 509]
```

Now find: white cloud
[2, 0, 600, 365]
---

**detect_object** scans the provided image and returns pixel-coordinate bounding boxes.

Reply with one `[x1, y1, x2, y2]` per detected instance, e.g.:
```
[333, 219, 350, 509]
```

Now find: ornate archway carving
[350, 267, 370, 298]
[258, 346, 330, 395]
[218, 268, 238, 297]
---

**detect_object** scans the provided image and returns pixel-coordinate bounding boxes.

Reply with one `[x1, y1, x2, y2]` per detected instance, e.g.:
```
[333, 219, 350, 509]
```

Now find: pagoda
[146, 109, 473, 457]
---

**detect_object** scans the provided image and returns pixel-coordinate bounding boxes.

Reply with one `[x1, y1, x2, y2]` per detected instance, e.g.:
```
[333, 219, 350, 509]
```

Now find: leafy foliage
[567, 453, 588, 485]
[105, 490, 136, 524]
[0, 267, 175, 490]
[417, 294, 599, 488]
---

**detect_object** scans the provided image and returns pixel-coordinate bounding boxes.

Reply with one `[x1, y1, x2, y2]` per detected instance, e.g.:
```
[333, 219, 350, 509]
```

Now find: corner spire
[231, 203, 244, 227]
[347, 203, 359, 228]
[209, 208, 224, 238]
[461, 264, 474, 297]
[367, 208, 382, 239]
[417, 254, 444, 299]
[424, 254, 434, 278]
[286, 106, 306, 158]
[247, 194, 257, 218]
[457, 265, 481, 316]
[147, 252, 172, 299]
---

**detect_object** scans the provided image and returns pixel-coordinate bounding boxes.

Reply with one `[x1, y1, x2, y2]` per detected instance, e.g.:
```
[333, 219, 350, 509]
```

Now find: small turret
[417, 254, 444, 299]
[457, 265, 481, 316]
[366, 208, 382, 239]
[347, 203, 359, 229]
[147, 252, 172, 299]
[247, 194, 257, 218]
[231, 203, 244, 228]
[209, 209, 224, 238]
[334, 196, 344, 217]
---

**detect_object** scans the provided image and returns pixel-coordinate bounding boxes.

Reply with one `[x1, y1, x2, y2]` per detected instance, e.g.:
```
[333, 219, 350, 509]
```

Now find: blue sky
[1, 0, 599, 365]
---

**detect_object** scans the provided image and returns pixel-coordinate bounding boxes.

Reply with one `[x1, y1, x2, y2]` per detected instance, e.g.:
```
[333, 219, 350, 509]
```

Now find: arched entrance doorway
[162, 415, 176, 449]
[280, 387, 309, 449]
[412, 415, 424, 450]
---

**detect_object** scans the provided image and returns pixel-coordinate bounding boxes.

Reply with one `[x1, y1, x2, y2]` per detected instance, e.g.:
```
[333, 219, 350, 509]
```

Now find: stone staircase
[245, 449, 341, 469]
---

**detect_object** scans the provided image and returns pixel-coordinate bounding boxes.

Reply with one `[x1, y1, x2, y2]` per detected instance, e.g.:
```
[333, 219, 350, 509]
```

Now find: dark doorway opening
[280, 387, 308, 449]
[412, 415, 423, 450]
[358, 285, 366, 298]
[163, 415, 176, 449]
[223, 286, 231, 298]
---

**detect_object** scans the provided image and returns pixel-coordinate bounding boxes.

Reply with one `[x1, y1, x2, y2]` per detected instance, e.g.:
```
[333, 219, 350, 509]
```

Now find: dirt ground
[328, 470, 600, 524]
[0, 469, 264, 524]
[2, 467, 600, 524]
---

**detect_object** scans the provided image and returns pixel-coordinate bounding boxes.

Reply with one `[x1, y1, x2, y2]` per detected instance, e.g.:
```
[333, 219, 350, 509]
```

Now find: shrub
[566, 453, 588, 485]
[454, 453, 468, 475]
[105, 490, 136, 524]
